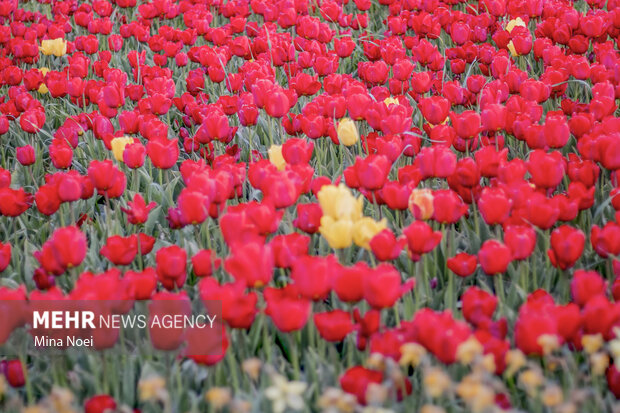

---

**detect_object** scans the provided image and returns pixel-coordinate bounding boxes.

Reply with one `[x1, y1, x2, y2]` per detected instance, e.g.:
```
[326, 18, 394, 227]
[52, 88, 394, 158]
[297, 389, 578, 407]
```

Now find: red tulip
[35, 185, 61, 216]
[462, 286, 497, 325]
[125, 268, 157, 300]
[314, 310, 354, 342]
[527, 150, 566, 189]
[608, 365, 620, 398]
[0, 168, 9, 188]
[407, 309, 471, 364]
[1, 359, 25, 387]
[177, 188, 210, 225]
[293, 203, 322, 234]
[84, 395, 117, 413]
[450, 110, 481, 139]
[547, 225, 585, 270]
[191, 249, 221, 278]
[270, 233, 310, 269]
[379, 181, 411, 210]
[450, 158, 480, 188]
[524, 192, 560, 230]
[474, 146, 508, 178]
[88, 160, 121, 191]
[0, 188, 33, 217]
[16, 145, 35, 166]
[19, 107, 45, 133]
[515, 312, 558, 356]
[224, 241, 274, 288]
[447, 252, 477, 277]
[354, 154, 391, 190]
[419, 96, 450, 125]
[49, 139, 73, 169]
[147, 137, 179, 169]
[264, 285, 311, 332]
[45, 226, 87, 272]
[478, 187, 512, 225]
[332, 262, 368, 303]
[264, 87, 290, 118]
[282, 138, 314, 165]
[148, 291, 190, 351]
[432, 189, 467, 224]
[0, 242, 11, 272]
[543, 113, 570, 148]
[363, 263, 414, 309]
[339, 366, 383, 405]
[370, 229, 406, 261]
[417, 146, 457, 179]
[403, 221, 442, 261]
[478, 240, 512, 275]
[123, 142, 146, 168]
[291, 255, 338, 300]
[100, 235, 137, 266]
[571, 270, 606, 307]
[120, 193, 156, 225]
[504, 225, 536, 260]
[591, 222, 620, 258]
[155, 245, 187, 290]
[199, 278, 257, 329]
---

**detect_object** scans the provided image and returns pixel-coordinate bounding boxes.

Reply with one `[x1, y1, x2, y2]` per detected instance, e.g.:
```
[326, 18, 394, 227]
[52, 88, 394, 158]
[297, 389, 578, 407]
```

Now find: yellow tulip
[318, 184, 363, 222]
[352, 217, 386, 249]
[337, 118, 359, 146]
[420, 405, 446, 413]
[541, 385, 563, 408]
[110, 137, 134, 162]
[317, 184, 341, 219]
[581, 334, 604, 355]
[138, 376, 168, 402]
[242, 358, 262, 381]
[518, 369, 543, 397]
[537, 334, 559, 356]
[506, 17, 526, 33]
[504, 349, 526, 377]
[319, 216, 353, 249]
[408, 188, 434, 220]
[36, 67, 50, 94]
[40, 38, 67, 57]
[205, 387, 232, 410]
[423, 368, 452, 398]
[268, 144, 286, 171]
[21, 407, 48, 413]
[590, 352, 609, 376]
[455, 336, 483, 365]
[399, 343, 427, 368]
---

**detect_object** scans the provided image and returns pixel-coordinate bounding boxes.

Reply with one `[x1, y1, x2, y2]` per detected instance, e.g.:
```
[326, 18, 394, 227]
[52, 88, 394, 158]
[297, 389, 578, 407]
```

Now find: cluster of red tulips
[0, 0, 619, 411]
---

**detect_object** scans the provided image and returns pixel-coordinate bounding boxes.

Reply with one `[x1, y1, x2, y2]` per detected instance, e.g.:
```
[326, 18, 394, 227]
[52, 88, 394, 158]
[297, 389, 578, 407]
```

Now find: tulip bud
[408, 188, 434, 220]
[16, 145, 35, 166]
[337, 118, 359, 146]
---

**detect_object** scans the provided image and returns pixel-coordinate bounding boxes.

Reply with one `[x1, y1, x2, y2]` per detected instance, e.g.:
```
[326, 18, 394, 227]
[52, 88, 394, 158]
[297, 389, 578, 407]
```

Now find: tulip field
[1, 0, 620, 411]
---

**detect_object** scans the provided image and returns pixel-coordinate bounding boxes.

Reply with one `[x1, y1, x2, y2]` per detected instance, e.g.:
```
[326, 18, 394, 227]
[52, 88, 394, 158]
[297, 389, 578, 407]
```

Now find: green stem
[290, 333, 300, 380]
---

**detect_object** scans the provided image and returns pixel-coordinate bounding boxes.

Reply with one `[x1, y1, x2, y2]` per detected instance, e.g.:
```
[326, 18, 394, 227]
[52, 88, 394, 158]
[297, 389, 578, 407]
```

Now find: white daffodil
[265, 374, 307, 413]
